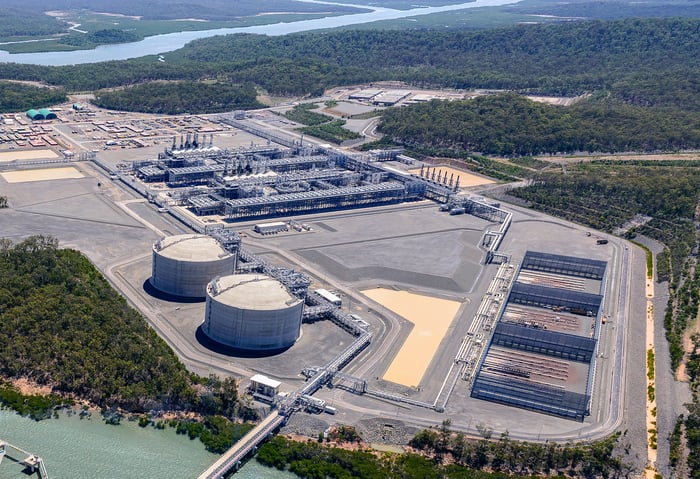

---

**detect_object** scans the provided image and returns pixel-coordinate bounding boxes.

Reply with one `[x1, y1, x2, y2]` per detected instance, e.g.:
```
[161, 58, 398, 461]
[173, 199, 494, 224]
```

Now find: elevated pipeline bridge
[0, 440, 49, 478]
[196, 412, 285, 479]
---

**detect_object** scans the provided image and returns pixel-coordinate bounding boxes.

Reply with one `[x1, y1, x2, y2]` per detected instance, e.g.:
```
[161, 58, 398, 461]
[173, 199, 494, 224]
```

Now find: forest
[93, 81, 262, 114]
[60, 29, 140, 48]
[377, 93, 700, 156]
[0, 8, 66, 38]
[0, 236, 257, 452]
[0, 81, 67, 112]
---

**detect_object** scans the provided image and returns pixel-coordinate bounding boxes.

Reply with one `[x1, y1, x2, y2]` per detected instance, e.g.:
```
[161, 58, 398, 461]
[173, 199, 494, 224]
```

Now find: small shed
[249, 374, 281, 398]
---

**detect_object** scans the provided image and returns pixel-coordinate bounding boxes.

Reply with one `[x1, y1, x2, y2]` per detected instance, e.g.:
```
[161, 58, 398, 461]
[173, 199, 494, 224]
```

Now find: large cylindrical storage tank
[202, 274, 304, 352]
[151, 234, 237, 298]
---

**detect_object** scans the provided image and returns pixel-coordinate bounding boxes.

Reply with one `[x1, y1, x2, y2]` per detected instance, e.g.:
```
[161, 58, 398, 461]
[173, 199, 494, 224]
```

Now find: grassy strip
[631, 241, 654, 280]
[284, 103, 333, 126]
[299, 120, 361, 144]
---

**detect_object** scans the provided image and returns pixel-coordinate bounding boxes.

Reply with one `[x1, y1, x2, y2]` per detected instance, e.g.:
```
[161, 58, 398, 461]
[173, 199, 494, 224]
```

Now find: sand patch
[0, 149, 60, 163]
[11, 377, 53, 396]
[362, 288, 462, 387]
[409, 166, 494, 187]
[1, 166, 83, 183]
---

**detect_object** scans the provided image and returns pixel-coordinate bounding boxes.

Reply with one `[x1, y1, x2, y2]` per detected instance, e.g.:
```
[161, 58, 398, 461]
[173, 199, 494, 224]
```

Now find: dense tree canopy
[0, 81, 67, 113]
[376, 93, 700, 155]
[1, 17, 700, 108]
[93, 81, 262, 114]
[0, 236, 195, 411]
[0, 8, 66, 37]
[61, 29, 140, 48]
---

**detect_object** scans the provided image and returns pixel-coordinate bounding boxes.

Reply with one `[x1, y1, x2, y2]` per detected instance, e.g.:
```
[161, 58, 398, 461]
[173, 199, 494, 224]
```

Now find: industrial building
[248, 374, 281, 400]
[202, 273, 305, 352]
[26, 109, 57, 121]
[471, 251, 607, 421]
[150, 233, 239, 298]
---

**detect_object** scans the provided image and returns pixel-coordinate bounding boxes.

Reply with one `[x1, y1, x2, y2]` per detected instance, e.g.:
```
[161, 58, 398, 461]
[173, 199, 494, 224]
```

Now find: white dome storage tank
[202, 274, 304, 352]
[151, 234, 237, 298]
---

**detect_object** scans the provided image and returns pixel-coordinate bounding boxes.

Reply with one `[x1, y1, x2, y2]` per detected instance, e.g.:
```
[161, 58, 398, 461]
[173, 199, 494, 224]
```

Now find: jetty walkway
[196, 412, 284, 479]
[0, 439, 49, 478]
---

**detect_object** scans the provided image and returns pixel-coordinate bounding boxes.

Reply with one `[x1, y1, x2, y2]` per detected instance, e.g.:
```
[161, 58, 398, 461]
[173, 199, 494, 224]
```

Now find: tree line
[256, 428, 631, 478]
[0, 81, 67, 113]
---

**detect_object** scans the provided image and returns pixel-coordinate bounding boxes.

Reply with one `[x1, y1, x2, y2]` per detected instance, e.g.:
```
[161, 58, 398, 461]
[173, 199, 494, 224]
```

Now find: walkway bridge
[0, 439, 49, 478]
[196, 412, 285, 479]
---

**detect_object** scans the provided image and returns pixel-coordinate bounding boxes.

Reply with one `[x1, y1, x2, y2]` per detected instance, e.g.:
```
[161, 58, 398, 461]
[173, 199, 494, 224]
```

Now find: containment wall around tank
[202, 274, 304, 352]
[150, 234, 237, 298]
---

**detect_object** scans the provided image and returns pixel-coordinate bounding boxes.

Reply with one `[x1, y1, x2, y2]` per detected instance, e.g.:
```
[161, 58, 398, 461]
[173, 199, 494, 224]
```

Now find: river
[0, 408, 294, 479]
[0, 0, 520, 66]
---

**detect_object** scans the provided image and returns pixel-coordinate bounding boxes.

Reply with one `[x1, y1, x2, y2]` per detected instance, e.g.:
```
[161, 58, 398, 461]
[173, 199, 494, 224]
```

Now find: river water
[0, 0, 520, 66]
[0, 408, 294, 479]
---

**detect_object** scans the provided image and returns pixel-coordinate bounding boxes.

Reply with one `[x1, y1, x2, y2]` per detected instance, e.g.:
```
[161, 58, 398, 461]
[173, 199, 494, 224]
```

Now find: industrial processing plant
[119, 111, 622, 430]
[125, 113, 456, 224]
[0, 97, 645, 479]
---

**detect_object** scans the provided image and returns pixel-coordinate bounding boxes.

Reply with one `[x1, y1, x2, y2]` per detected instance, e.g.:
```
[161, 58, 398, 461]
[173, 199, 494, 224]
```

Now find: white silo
[202, 274, 304, 352]
[151, 234, 237, 298]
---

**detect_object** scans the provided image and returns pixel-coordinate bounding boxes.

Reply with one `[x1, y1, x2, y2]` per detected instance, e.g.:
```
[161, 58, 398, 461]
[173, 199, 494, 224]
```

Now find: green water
[0, 408, 294, 479]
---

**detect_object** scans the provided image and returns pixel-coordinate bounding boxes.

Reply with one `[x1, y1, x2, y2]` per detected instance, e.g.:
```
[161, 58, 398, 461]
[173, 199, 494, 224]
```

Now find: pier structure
[196, 412, 285, 479]
[0, 440, 49, 478]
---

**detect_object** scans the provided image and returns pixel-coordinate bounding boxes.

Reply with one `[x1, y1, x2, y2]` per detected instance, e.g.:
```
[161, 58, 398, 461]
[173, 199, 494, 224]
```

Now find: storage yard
[471, 251, 607, 422]
[0, 98, 648, 454]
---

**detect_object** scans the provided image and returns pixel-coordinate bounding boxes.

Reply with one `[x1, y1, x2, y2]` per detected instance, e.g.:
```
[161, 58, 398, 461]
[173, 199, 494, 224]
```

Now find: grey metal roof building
[508, 282, 603, 317]
[521, 251, 607, 280]
[225, 182, 411, 220]
[490, 322, 597, 363]
[471, 373, 591, 421]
